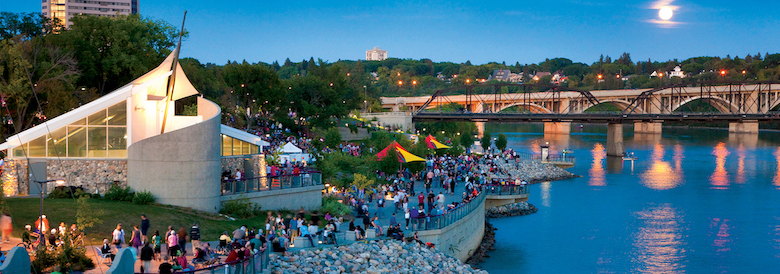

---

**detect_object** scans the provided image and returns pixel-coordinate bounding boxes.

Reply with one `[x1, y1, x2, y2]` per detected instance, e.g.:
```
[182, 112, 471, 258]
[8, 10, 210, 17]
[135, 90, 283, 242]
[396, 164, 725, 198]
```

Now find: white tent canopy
[280, 142, 303, 154]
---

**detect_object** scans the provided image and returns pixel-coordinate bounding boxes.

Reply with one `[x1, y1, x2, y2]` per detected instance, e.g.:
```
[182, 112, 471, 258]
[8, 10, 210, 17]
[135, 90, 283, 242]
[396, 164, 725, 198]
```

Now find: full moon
[659, 6, 673, 20]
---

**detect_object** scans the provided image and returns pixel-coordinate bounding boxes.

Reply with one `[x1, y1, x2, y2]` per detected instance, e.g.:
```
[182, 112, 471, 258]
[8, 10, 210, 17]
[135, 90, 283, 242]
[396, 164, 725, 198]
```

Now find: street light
[35, 179, 65, 235]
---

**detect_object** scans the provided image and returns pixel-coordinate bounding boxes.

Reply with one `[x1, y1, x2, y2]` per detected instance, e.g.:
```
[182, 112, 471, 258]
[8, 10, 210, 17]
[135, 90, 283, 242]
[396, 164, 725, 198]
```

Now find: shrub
[91, 193, 102, 199]
[31, 236, 95, 272]
[132, 190, 155, 205]
[219, 198, 262, 219]
[320, 196, 351, 216]
[104, 185, 134, 201]
[47, 187, 71, 199]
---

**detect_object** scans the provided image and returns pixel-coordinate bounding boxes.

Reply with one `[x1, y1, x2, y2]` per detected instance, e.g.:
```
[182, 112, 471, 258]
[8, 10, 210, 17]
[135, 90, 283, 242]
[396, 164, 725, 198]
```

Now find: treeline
[4, 12, 780, 138]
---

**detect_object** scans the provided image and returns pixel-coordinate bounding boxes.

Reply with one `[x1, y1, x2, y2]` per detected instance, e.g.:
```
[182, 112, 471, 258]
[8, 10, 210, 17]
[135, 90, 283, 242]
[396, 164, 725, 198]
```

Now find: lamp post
[363, 85, 367, 113]
[35, 179, 65, 234]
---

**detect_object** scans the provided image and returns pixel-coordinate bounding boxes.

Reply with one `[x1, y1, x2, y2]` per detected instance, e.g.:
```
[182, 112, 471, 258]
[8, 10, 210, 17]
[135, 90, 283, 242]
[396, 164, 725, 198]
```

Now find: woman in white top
[404, 208, 411, 230]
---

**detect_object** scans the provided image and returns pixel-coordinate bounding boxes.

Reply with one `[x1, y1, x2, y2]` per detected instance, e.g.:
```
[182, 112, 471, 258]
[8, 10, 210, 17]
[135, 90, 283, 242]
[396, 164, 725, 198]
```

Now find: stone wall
[46, 160, 127, 194]
[221, 157, 244, 175]
[1, 159, 28, 196]
[416, 195, 486, 261]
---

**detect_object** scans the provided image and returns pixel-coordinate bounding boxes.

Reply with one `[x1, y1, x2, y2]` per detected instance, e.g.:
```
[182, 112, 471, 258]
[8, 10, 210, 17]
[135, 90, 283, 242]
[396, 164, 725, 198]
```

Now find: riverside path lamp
[35, 179, 65, 234]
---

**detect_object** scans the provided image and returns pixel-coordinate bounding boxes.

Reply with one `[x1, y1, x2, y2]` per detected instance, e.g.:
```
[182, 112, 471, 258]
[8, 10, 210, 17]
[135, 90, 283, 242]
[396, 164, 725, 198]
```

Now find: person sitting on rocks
[299, 222, 316, 247]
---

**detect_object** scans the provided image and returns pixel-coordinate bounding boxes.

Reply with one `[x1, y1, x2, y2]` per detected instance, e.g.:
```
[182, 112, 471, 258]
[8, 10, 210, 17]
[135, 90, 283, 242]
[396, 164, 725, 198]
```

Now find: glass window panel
[47, 127, 67, 157]
[13, 143, 28, 157]
[71, 118, 86, 125]
[242, 141, 250, 155]
[222, 135, 232, 156]
[107, 102, 126, 125]
[67, 126, 87, 157]
[232, 138, 241, 156]
[88, 127, 107, 157]
[28, 136, 46, 157]
[250, 144, 258, 154]
[88, 108, 107, 125]
[107, 127, 127, 158]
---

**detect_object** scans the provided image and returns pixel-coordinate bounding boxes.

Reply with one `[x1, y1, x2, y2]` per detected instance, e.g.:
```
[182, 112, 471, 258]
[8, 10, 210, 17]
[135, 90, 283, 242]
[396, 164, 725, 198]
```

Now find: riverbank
[481, 158, 579, 184]
[466, 222, 496, 266]
[486, 202, 538, 218]
[268, 240, 487, 274]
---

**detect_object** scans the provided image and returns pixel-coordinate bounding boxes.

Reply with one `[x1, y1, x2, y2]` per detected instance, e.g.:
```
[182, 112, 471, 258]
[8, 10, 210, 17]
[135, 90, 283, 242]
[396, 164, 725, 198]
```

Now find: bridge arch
[581, 99, 638, 113]
[672, 96, 737, 113]
[496, 103, 553, 114]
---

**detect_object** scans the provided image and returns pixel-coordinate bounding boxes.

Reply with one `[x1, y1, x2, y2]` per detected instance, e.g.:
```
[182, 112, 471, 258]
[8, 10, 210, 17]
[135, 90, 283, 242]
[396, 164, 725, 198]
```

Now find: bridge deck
[413, 112, 780, 123]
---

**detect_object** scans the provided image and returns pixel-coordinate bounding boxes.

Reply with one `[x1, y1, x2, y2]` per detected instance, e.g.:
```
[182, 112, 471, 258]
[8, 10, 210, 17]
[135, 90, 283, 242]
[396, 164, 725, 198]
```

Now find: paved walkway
[340, 177, 469, 233]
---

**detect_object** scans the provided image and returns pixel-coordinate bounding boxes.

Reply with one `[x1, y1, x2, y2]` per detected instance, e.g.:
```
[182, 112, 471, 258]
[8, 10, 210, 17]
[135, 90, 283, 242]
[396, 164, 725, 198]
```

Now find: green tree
[0, 35, 80, 135]
[0, 12, 61, 40]
[496, 133, 508, 151]
[481, 132, 492, 152]
[75, 196, 103, 232]
[324, 127, 342, 149]
[459, 133, 475, 150]
[52, 14, 180, 94]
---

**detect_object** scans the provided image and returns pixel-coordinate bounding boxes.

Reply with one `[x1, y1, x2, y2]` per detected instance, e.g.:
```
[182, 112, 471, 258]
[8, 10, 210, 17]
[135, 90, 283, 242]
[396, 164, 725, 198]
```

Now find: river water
[478, 123, 780, 273]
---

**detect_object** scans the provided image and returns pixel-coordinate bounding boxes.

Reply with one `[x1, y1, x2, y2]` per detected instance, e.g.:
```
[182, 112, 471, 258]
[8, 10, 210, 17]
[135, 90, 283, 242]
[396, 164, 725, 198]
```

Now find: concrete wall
[416, 195, 486, 261]
[634, 122, 663, 134]
[221, 185, 324, 211]
[485, 194, 529, 208]
[127, 98, 222, 212]
[729, 121, 759, 133]
[338, 126, 372, 141]
[360, 113, 414, 132]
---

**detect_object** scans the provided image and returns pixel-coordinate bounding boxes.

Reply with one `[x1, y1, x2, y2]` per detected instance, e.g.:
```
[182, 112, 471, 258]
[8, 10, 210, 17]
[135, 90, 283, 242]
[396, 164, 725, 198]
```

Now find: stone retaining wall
[46, 160, 127, 194]
[1, 159, 28, 196]
[221, 157, 244, 175]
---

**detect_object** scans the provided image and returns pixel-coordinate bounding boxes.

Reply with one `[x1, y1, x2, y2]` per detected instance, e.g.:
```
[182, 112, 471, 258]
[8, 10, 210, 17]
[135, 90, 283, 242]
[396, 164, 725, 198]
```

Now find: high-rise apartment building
[41, 0, 138, 26]
[366, 47, 388, 61]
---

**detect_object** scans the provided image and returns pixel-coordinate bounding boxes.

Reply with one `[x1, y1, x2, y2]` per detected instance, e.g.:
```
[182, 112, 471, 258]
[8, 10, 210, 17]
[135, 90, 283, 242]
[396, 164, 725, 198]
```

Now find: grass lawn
[6, 197, 270, 244]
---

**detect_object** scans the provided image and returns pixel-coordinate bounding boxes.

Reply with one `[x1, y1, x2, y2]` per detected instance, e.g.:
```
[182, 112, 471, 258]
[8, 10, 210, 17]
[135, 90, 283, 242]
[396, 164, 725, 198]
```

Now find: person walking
[112, 224, 125, 250]
[190, 223, 200, 255]
[177, 227, 188, 255]
[140, 243, 154, 273]
[404, 208, 411, 230]
[0, 213, 11, 243]
[140, 215, 150, 244]
[131, 225, 142, 251]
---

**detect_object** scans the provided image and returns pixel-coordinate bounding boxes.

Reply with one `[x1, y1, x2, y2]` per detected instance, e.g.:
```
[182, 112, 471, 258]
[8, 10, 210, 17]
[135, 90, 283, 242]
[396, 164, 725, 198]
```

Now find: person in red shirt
[417, 192, 424, 206]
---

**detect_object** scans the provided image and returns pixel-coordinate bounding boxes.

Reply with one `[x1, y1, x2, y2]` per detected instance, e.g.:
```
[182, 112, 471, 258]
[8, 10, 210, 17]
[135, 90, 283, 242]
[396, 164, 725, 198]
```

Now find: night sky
[4, 0, 780, 65]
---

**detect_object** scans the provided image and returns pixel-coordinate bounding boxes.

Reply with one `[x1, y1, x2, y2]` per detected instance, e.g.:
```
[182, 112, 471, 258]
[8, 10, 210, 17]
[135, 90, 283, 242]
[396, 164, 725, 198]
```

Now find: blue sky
[3, 0, 780, 65]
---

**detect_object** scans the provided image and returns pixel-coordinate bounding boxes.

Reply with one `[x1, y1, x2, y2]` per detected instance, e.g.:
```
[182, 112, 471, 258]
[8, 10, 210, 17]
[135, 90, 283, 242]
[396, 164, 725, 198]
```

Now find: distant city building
[366, 47, 388, 61]
[42, 0, 139, 27]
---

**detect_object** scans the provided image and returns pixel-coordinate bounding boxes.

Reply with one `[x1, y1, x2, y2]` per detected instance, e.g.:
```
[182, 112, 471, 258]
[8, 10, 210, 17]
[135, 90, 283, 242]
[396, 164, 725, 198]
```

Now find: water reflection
[589, 143, 606, 186]
[709, 218, 732, 254]
[540, 181, 551, 207]
[543, 133, 571, 154]
[774, 147, 780, 189]
[632, 204, 685, 274]
[640, 143, 683, 190]
[735, 145, 746, 184]
[710, 143, 730, 189]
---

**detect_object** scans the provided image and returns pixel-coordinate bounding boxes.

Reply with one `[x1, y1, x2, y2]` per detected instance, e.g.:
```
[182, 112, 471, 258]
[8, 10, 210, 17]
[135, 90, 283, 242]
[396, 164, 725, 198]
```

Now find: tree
[75, 196, 103, 232]
[480, 132, 492, 152]
[324, 127, 342, 149]
[0, 35, 80, 135]
[496, 133, 508, 152]
[52, 14, 180, 94]
[0, 12, 61, 40]
[459, 133, 475, 150]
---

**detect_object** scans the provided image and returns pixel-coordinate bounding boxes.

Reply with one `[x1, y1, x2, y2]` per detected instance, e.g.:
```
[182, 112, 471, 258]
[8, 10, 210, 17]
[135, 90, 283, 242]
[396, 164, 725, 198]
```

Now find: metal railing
[175, 248, 270, 274]
[409, 190, 486, 231]
[512, 152, 575, 163]
[484, 184, 529, 196]
[221, 171, 322, 195]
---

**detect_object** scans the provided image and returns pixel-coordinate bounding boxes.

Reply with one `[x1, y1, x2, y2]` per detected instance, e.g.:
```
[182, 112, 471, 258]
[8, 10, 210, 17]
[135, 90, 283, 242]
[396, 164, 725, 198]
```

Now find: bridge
[371, 81, 780, 156]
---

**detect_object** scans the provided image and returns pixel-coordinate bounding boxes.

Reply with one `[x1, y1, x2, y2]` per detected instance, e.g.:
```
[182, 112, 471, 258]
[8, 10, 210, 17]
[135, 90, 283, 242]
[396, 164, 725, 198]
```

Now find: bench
[345, 231, 356, 241]
[293, 237, 313, 248]
[366, 229, 376, 239]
